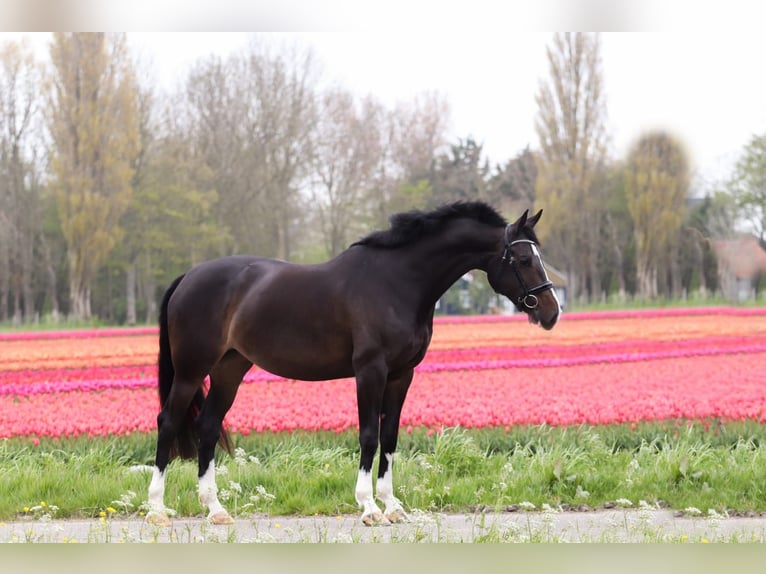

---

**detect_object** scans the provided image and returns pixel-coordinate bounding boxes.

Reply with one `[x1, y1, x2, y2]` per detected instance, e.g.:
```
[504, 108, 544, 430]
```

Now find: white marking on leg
[145, 466, 172, 525]
[147, 466, 166, 512]
[355, 468, 385, 524]
[198, 459, 227, 519]
[376, 453, 407, 521]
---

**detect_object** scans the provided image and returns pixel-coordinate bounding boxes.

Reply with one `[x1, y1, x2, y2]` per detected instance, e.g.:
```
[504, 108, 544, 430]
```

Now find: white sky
[4, 11, 766, 191]
[127, 31, 766, 187]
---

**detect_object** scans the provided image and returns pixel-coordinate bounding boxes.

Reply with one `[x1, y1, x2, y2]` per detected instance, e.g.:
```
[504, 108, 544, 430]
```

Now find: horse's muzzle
[528, 296, 560, 331]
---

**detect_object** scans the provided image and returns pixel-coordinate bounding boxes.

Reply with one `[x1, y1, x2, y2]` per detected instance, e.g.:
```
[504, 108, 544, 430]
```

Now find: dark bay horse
[145, 201, 560, 526]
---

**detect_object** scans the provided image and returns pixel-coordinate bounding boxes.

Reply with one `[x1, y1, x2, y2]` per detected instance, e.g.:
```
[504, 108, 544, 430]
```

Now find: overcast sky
[4, 14, 766, 191]
[128, 31, 766, 187]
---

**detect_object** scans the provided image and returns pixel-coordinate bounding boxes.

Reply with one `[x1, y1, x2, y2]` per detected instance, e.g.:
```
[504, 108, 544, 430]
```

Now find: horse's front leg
[354, 355, 388, 526]
[376, 369, 413, 523]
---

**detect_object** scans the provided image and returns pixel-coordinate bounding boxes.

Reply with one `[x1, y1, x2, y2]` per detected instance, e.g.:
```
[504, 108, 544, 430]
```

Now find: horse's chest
[387, 325, 432, 369]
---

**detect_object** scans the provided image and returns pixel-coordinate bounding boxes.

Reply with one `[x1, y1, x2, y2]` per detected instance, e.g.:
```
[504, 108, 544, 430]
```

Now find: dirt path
[4, 508, 766, 542]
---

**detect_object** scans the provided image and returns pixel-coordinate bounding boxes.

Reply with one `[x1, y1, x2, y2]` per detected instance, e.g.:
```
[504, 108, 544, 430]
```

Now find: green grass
[565, 293, 760, 312]
[0, 316, 111, 332]
[2, 420, 766, 521]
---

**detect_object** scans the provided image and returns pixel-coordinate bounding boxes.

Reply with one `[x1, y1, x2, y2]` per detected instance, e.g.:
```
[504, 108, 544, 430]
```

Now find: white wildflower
[234, 448, 247, 466]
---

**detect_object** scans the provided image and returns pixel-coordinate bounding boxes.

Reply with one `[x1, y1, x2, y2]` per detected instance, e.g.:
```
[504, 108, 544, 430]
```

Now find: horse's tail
[157, 274, 199, 460]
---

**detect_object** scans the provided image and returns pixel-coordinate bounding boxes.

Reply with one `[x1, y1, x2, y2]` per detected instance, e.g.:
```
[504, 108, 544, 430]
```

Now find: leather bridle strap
[501, 233, 554, 310]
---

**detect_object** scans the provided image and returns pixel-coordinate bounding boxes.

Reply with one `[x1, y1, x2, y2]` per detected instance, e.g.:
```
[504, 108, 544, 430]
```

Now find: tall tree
[600, 161, 635, 300]
[534, 32, 609, 303]
[728, 133, 766, 243]
[122, 71, 155, 325]
[429, 137, 490, 207]
[47, 33, 139, 319]
[122, 115, 223, 323]
[310, 89, 383, 257]
[0, 39, 43, 323]
[369, 92, 450, 227]
[487, 146, 538, 214]
[185, 41, 318, 259]
[387, 91, 450, 185]
[624, 131, 689, 299]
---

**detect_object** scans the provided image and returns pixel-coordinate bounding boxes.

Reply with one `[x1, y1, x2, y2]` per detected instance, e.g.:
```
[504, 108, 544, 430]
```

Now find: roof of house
[545, 265, 567, 288]
[711, 236, 766, 279]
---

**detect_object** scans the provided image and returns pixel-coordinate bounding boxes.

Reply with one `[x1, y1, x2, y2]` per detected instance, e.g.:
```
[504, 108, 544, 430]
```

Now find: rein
[501, 228, 554, 310]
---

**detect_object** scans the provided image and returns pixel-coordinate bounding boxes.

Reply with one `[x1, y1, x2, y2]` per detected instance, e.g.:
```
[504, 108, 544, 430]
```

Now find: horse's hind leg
[377, 369, 413, 523]
[196, 350, 252, 524]
[147, 378, 203, 526]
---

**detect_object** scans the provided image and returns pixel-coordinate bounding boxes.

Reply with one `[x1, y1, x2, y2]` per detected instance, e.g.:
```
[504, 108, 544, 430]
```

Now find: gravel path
[3, 508, 766, 543]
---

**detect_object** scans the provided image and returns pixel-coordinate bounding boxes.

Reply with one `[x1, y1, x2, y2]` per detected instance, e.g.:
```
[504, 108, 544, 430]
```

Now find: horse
[145, 201, 561, 526]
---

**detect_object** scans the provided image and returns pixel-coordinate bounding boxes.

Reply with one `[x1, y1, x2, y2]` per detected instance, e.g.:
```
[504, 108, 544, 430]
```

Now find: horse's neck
[401, 228, 500, 312]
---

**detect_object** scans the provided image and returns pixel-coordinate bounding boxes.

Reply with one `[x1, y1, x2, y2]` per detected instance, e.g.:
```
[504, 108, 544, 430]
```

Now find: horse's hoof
[386, 509, 408, 524]
[208, 511, 235, 525]
[361, 512, 390, 527]
[145, 511, 171, 527]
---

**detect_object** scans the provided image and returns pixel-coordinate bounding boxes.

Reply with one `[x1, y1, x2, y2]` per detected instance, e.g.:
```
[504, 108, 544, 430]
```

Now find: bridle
[501, 227, 554, 310]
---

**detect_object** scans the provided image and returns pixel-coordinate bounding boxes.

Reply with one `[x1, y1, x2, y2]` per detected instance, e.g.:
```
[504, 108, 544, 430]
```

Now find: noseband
[501, 229, 554, 310]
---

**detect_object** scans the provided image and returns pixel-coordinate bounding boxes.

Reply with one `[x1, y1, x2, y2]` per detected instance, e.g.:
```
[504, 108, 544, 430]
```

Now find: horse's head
[487, 209, 560, 330]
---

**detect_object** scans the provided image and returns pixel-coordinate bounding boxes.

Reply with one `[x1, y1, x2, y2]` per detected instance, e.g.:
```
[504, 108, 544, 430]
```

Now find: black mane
[352, 201, 508, 249]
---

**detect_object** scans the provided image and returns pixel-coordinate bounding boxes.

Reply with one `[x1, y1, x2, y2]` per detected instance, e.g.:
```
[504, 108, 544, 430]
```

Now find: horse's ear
[512, 210, 529, 231]
[527, 209, 543, 228]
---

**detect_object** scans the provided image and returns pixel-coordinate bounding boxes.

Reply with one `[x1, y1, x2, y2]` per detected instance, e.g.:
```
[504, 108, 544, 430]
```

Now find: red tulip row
[1, 307, 765, 438]
[2, 349, 764, 438]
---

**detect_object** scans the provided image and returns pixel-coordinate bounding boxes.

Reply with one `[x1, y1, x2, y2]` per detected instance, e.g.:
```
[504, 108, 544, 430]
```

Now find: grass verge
[2, 419, 766, 521]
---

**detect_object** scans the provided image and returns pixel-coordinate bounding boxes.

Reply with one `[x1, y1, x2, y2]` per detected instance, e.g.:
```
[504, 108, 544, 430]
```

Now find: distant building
[711, 236, 766, 302]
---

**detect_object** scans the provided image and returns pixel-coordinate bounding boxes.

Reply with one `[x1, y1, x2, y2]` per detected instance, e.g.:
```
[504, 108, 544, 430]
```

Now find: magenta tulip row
[3, 334, 764, 398]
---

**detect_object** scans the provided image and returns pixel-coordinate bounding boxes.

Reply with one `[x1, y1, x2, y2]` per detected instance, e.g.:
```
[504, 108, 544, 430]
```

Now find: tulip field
[2, 306, 766, 440]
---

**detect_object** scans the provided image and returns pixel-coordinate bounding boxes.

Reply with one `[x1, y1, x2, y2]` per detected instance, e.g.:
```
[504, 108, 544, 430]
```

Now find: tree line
[0, 33, 762, 325]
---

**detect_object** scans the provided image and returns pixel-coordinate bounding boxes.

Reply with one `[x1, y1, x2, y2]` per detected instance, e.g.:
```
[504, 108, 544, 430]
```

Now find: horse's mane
[352, 201, 511, 249]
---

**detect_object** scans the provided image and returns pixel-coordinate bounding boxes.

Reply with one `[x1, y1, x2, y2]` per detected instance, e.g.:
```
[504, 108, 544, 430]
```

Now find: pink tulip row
[3, 334, 764, 398]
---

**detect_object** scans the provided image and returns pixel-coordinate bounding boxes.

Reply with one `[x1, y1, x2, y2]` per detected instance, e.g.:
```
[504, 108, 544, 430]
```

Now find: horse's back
[169, 255, 272, 313]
